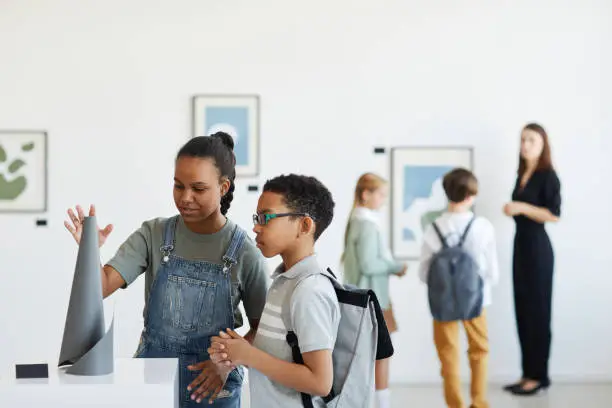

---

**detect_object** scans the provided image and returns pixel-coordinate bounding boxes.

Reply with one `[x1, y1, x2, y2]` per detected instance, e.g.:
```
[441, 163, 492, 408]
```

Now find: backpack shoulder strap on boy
[458, 216, 476, 247]
[432, 216, 476, 248]
[431, 221, 448, 248]
[282, 268, 392, 408]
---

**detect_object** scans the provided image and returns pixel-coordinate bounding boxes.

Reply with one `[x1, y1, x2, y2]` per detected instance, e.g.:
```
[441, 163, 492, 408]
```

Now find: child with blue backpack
[418, 168, 499, 408]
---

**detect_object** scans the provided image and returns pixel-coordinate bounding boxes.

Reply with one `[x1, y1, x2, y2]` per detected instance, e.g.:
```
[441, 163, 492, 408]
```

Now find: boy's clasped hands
[187, 329, 255, 404]
[209, 328, 254, 368]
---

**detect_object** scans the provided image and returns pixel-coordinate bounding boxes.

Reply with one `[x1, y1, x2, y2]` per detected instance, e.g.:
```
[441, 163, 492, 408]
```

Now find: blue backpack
[427, 217, 483, 322]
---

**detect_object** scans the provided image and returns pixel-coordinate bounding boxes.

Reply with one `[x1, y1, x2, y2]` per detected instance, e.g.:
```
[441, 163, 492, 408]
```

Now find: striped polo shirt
[249, 254, 340, 408]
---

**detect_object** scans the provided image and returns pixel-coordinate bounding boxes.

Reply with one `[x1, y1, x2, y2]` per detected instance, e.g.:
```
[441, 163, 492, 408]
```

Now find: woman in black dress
[502, 123, 562, 396]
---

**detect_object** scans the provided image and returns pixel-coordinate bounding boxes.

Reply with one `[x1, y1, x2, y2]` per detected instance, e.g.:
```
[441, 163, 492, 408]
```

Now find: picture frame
[390, 146, 474, 260]
[192, 94, 260, 177]
[0, 130, 48, 213]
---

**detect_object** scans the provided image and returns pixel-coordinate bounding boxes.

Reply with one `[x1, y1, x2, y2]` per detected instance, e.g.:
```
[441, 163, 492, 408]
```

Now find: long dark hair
[518, 122, 554, 178]
[176, 132, 236, 215]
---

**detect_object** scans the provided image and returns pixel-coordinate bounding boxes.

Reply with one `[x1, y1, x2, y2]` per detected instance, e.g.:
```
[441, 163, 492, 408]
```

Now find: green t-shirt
[106, 216, 270, 328]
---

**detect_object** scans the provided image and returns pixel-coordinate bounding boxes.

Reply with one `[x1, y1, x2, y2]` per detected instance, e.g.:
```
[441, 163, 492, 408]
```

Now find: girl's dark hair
[176, 132, 236, 215]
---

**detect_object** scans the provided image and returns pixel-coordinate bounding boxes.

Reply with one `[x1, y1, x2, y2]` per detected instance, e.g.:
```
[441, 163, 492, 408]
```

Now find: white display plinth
[0, 358, 178, 408]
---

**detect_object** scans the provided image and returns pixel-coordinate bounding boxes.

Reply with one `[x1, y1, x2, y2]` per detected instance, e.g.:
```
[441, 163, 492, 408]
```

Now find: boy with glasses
[191, 174, 340, 408]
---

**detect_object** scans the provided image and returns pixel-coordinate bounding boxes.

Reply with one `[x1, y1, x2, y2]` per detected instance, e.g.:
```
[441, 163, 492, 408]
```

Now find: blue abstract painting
[193, 95, 259, 177]
[390, 146, 473, 259]
[402, 165, 453, 241]
[205, 107, 249, 166]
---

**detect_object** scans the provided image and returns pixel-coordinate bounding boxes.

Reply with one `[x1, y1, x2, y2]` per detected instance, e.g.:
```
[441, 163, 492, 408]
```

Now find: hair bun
[210, 131, 235, 151]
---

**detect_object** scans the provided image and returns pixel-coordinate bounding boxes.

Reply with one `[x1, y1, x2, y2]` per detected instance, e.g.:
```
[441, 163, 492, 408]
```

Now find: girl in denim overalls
[64, 133, 269, 407]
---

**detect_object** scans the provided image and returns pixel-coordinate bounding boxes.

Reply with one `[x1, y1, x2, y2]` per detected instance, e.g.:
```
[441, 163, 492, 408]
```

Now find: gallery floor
[239, 381, 612, 407]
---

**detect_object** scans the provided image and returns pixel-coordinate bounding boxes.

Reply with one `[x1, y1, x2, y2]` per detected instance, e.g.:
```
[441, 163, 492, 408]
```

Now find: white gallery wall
[1, 0, 611, 384]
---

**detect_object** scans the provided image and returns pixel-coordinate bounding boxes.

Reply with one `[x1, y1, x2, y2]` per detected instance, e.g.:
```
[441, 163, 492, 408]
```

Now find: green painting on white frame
[0, 131, 47, 212]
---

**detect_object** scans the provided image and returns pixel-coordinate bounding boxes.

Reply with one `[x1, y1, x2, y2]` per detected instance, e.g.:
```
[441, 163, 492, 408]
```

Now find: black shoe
[503, 381, 523, 392]
[510, 382, 547, 396]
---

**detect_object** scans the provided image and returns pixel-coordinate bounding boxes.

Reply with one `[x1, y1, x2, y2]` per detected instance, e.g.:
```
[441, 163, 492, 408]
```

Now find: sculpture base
[0, 358, 178, 408]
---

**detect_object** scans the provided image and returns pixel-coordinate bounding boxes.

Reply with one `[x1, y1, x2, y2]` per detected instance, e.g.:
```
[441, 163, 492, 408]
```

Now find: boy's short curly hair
[263, 174, 335, 241]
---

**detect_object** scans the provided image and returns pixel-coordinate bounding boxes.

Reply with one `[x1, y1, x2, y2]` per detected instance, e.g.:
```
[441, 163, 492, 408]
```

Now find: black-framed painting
[0, 130, 48, 213]
[390, 146, 474, 259]
[192, 94, 260, 177]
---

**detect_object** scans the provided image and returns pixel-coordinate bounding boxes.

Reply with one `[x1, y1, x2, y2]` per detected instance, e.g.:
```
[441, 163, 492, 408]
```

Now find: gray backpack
[428, 217, 484, 322]
[281, 268, 393, 408]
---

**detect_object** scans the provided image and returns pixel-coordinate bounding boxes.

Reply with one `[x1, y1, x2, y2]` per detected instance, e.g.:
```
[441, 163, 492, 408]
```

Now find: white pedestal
[0, 358, 178, 408]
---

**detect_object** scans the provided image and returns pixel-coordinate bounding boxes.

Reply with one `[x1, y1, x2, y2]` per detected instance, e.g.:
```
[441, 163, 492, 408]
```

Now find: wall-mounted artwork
[192, 94, 260, 177]
[390, 146, 474, 259]
[0, 131, 47, 212]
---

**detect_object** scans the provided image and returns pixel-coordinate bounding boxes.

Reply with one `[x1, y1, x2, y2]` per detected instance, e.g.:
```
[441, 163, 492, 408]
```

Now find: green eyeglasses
[252, 212, 311, 225]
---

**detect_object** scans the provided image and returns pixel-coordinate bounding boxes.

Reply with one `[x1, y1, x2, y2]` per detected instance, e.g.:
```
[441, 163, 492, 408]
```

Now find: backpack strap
[325, 267, 337, 279]
[431, 221, 448, 248]
[286, 332, 316, 408]
[458, 216, 476, 247]
[284, 268, 340, 407]
[367, 288, 394, 360]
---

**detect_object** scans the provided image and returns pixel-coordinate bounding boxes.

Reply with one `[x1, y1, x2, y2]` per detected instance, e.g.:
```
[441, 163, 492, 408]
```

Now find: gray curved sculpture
[58, 215, 114, 375]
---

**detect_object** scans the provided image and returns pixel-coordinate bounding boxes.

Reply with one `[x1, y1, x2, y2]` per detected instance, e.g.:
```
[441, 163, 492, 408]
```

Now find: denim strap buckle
[160, 244, 174, 263]
[222, 256, 236, 273]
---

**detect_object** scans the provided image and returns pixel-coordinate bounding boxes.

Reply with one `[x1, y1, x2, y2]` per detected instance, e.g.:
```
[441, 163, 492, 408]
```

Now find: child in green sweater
[341, 172, 407, 408]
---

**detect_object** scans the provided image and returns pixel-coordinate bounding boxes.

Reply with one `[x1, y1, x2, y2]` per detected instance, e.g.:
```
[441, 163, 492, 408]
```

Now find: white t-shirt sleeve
[290, 275, 340, 353]
[418, 225, 435, 284]
[481, 219, 500, 286]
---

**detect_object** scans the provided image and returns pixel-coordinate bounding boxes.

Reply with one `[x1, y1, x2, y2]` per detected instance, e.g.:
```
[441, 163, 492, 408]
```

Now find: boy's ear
[301, 216, 316, 237]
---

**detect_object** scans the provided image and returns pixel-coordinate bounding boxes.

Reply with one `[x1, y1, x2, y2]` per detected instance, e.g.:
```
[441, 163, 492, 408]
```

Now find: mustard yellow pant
[433, 311, 489, 408]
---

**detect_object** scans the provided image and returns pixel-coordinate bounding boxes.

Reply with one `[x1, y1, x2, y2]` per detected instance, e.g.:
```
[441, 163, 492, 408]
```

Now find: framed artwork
[390, 146, 474, 259]
[192, 94, 260, 177]
[0, 131, 48, 213]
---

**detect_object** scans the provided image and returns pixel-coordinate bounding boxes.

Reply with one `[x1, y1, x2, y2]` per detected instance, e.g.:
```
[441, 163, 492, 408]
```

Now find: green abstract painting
[0, 131, 47, 212]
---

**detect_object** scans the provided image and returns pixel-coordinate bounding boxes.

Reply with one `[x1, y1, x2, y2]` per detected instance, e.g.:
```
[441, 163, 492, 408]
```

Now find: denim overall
[134, 216, 246, 408]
